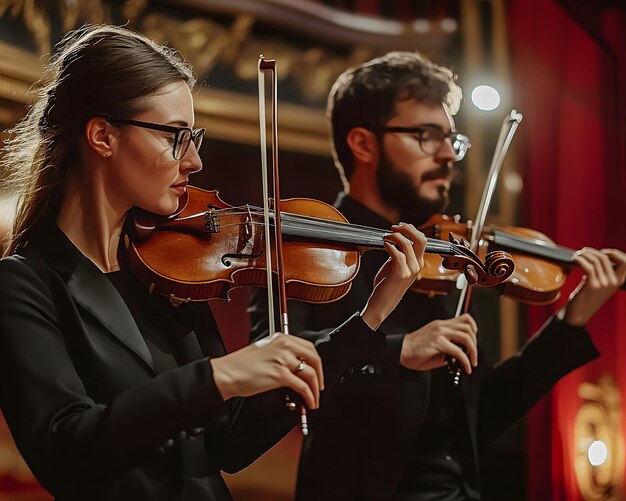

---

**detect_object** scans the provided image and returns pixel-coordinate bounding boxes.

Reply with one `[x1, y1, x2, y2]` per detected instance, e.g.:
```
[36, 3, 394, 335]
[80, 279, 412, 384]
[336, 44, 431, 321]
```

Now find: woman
[0, 25, 426, 500]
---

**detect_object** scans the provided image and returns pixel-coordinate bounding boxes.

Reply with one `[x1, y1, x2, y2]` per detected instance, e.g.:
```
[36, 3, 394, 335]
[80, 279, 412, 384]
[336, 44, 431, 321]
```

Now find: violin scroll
[440, 234, 515, 288]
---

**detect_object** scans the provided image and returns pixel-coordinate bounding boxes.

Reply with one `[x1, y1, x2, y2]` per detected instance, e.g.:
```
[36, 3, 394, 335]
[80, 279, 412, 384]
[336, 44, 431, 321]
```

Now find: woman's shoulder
[0, 251, 60, 294]
[0, 253, 32, 271]
[0, 252, 46, 280]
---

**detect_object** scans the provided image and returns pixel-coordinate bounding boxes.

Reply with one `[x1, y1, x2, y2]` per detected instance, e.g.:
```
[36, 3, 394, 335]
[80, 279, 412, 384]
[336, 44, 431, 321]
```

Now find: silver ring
[294, 360, 306, 373]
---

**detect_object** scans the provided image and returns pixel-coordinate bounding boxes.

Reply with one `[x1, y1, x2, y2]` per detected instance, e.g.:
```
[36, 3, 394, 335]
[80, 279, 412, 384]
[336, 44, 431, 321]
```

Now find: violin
[416, 213, 626, 304]
[122, 186, 515, 305]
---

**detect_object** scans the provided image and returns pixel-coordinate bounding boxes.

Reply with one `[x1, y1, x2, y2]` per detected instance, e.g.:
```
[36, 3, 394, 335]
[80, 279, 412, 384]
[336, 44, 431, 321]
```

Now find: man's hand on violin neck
[563, 248, 626, 327]
[400, 313, 478, 373]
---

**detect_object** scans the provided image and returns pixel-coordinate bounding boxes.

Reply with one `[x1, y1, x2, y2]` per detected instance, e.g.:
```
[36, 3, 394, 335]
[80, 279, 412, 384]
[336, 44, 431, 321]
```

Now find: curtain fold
[508, 1, 626, 499]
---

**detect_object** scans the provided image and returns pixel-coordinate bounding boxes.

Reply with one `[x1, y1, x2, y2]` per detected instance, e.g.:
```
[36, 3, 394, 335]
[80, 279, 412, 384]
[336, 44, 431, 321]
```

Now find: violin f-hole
[220, 249, 263, 267]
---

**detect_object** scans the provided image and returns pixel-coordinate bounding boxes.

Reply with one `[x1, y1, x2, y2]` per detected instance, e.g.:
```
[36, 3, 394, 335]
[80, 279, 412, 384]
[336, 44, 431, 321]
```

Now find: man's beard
[377, 151, 450, 227]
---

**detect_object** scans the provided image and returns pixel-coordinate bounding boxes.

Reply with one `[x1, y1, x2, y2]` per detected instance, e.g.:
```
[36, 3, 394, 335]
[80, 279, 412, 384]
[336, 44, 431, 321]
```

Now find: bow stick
[258, 56, 309, 435]
[447, 110, 523, 385]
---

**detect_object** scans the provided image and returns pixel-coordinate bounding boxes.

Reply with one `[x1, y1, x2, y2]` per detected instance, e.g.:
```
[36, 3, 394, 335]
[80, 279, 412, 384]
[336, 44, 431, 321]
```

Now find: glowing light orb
[587, 440, 608, 466]
[471, 85, 501, 111]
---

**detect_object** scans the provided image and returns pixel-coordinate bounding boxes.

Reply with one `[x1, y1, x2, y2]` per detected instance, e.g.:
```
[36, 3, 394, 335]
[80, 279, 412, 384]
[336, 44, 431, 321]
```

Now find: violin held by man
[248, 50, 626, 501]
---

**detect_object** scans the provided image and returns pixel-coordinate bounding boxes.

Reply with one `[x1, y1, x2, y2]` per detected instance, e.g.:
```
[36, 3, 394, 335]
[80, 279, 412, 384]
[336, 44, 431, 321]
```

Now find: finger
[574, 249, 605, 287]
[393, 224, 425, 273]
[297, 344, 324, 387]
[590, 248, 618, 287]
[602, 248, 626, 266]
[283, 370, 317, 410]
[442, 340, 472, 374]
[293, 361, 321, 409]
[393, 223, 427, 270]
[384, 231, 414, 261]
[289, 339, 325, 392]
[449, 331, 478, 367]
[603, 249, 626, 284]
[301, 352, 324, 395]
[383, 234, 417, 277]
[597, 248, 623, 287]
[451, 315, 478, 349]
[381, 241, 402, 263]
[459, 313, 478, 336]
[381, 241, 407, 278]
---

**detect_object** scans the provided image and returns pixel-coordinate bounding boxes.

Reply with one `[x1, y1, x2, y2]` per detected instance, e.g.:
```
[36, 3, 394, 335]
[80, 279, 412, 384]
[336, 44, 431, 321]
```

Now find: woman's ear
[346, 127, 379, 166]
[85, 117, 115, 158]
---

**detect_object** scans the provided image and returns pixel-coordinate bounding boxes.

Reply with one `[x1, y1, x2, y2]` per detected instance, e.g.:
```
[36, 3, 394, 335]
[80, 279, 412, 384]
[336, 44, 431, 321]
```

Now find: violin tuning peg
[464, 264, 478, 285]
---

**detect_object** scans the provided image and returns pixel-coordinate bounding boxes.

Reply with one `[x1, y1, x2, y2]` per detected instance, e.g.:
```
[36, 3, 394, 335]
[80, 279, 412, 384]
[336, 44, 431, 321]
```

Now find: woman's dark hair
[1, 24, 196, 256]
[328, 51, 462, 186]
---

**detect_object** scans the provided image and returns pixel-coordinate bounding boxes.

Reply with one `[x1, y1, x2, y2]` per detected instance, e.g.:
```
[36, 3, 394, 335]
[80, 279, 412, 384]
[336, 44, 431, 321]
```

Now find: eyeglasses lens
[418, 129, 440, 156]
[175, 129, 192, 160]
[192, 130, 204, 152]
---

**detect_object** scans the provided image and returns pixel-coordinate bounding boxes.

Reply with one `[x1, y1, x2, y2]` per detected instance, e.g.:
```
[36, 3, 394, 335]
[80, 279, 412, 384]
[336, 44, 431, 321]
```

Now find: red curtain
[508, 1, 626, 499]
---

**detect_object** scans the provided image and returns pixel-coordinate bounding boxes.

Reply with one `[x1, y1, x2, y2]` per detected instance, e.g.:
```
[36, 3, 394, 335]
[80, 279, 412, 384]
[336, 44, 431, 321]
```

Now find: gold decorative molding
[168, 0, 452, 52]
[0, 40, 42, 78]
[0, 0, 462, 158]
[0, 0, 117, 54]
[574, 374, 624, 500]
[140, 12, 375, 104]
[0, 42, 41, 103]
[0, 0, 458, 155]
[194, 87, 328, 155]
[0, 41, 328, 157]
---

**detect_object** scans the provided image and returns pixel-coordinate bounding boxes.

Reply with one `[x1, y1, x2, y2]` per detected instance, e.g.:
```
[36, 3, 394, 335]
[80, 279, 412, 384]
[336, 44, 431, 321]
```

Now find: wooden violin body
[417, 213, 624, 304]
[124, 188, 358, 304]
[122, 187, 515, 304]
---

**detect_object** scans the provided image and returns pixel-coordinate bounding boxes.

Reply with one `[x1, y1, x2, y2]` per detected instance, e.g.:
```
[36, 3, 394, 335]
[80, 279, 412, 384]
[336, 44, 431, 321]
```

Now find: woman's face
[107, 81, 203, 215]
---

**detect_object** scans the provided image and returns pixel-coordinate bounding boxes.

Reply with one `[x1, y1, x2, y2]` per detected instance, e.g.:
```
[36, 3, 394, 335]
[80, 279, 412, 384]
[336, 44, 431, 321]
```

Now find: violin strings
[177, 206, 459, 255]
[491, 229, 575, 263]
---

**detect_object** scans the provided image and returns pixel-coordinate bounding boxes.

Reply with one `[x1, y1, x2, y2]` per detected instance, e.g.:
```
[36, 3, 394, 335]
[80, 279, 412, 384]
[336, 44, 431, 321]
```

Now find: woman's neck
[57, 173, 128, 273]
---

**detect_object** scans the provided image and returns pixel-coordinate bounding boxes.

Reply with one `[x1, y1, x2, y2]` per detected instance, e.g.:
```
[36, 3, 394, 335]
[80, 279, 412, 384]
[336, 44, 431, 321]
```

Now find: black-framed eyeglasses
[107, 118, 205, 160]
[369, 125, 470, 162]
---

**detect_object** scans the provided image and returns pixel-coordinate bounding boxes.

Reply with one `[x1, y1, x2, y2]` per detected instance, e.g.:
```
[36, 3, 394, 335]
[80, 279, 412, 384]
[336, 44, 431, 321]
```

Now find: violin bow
[258, 56, 309, 435]
[448, 109, 523, 385]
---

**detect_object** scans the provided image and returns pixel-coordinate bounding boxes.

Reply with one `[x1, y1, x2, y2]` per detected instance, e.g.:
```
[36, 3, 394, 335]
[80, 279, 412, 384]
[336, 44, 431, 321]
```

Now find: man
[248, 51, 626, 500]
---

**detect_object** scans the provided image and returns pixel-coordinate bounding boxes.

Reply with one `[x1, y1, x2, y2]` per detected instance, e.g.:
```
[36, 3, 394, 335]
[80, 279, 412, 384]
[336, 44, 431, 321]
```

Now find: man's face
[377, 99, 457, 226]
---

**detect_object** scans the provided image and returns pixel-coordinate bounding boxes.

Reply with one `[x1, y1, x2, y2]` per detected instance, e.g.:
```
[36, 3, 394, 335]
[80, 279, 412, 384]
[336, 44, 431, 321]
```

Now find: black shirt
[395, 366, 480, 500]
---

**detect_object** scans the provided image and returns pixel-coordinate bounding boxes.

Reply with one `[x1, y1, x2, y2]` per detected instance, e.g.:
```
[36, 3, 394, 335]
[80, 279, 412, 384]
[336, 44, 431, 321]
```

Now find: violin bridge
[205, 206, 220, 233]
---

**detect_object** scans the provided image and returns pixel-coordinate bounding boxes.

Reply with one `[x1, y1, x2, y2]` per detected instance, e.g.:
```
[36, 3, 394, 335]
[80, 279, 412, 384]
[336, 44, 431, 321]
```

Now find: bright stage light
[587, 440, 608, 466]
[471, 85, 501, 111]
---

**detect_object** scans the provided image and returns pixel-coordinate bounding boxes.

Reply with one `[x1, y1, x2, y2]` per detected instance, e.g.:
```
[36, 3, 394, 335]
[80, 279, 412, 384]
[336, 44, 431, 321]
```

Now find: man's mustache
[421, 164, 451, 182]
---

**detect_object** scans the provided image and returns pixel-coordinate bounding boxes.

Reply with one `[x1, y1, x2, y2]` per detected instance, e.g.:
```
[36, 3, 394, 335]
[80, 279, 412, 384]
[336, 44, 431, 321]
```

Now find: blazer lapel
[67, 257, 156, 374]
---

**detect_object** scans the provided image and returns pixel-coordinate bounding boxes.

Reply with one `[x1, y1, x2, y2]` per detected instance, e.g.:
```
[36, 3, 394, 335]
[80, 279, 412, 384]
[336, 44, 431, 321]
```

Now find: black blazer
[0, 222, 389, 500]
[249, 193, 601, 500]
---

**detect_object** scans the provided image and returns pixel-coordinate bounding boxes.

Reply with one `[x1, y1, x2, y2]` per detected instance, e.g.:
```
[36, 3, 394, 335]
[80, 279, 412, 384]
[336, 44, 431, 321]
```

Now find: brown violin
[416, 213, 626, 304]
[122, 186, 515, 305]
